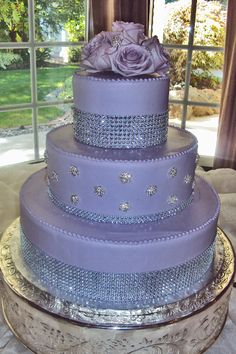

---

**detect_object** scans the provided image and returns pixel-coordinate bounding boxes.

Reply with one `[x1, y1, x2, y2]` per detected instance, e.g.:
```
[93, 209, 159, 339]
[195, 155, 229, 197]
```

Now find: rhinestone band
[21, 230, 214, 310]
[48, 188, 194, 224]
[73, 107, 168, 149]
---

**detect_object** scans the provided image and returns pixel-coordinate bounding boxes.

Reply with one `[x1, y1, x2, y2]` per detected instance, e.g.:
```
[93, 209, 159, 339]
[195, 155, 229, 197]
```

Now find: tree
[164, 0, 226, 88]
[0, 0, 28, 42]
[0, 0, 85, 68]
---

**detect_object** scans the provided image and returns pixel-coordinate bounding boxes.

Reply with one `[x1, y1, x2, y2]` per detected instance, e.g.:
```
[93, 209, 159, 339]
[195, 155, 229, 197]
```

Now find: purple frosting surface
[46, 125, 197, 219]
[20, 169, 219, 273]
[73, 71, 169, 116]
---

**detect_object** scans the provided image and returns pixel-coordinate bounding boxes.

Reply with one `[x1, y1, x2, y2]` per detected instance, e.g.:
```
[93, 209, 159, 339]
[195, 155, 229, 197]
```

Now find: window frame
[0, 0, 88, 161]
[149, 0, 225, 166]
[0, 0, 226, 166]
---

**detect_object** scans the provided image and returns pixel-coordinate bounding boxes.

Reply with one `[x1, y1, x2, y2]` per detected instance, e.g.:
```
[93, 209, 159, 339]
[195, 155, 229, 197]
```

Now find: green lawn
[0, 64, 77, 128]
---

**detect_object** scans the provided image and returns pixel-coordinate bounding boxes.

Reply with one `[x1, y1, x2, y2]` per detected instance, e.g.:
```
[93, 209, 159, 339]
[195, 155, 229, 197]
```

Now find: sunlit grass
[0, 64, 77, 128]
[0, 107, 62, 128]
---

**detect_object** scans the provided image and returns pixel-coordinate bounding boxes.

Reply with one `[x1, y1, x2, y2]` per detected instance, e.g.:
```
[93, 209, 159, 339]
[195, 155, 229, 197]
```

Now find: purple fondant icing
[73, 71, 169, 116]
[46, 125, 197, 219]
[20, 169, 219, 274]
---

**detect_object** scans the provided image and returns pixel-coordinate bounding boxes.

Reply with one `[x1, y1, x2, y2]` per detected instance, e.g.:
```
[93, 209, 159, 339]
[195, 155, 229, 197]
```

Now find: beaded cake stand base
[0, 219, 235, 354]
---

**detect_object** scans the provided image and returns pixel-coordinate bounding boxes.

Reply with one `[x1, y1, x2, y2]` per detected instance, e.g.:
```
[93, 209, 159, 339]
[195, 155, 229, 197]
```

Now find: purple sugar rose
[142, 36, 170, 75]
[110, 43, 155, 77]
[112, 21, 145, 44]
[80, 22, 170, 77]
[81, 31, 115, 71]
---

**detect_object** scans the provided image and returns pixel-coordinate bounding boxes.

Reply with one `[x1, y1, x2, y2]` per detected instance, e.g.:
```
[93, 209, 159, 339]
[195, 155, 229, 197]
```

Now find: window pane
[153, 0, 191, 45]
[169, 104, 183, 125]
[186, 105, 219, 157]
[0, 109, 35, 166]
[0, 49, 31, 106]
[0, 109, 32, 129]
[190, 50, 224, 104]
[37, 46, 81, 102]
[168, 48, 188, 100]
[38, 104, 72, 158]
[0, 0, 29, 42]
[194, 0, 227, 47]
[35, 0, 86, 42]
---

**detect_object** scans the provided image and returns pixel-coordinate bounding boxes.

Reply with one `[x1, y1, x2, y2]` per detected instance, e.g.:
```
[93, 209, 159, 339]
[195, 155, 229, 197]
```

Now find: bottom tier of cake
[19, 168, 220, 309]
[0, 220, 234, 354]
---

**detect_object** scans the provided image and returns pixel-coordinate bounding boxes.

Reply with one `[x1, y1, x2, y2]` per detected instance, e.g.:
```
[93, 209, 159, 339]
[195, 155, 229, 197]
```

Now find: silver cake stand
[0, 219, 235, 354]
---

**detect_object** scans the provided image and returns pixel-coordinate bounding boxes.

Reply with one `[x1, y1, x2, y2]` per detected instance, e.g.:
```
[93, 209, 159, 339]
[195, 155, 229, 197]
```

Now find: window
[0, 0, 87, 166]
[0, 0, 228, 167]
[150, 0, 228, 166]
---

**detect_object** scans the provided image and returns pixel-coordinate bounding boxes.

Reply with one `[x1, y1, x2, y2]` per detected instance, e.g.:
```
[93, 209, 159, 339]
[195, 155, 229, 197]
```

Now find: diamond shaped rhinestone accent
[71, 194, 79, 204]
[120, 172, 132, 183]
[70, 165, 79, 176]
[168, 167, 177, 178]
[112, 35, 122, 47]
[146, 185, 158, 196]
[94, 186, 105, 197]
[119, 202, 130, 212]
[167, 195, 178, 205]
[51, 171, 59, 182]
[184, 174, 192, 184]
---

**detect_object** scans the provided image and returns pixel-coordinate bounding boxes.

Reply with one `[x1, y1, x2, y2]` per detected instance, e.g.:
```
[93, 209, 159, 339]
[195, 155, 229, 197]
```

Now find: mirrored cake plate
[0, 219, 235, 354]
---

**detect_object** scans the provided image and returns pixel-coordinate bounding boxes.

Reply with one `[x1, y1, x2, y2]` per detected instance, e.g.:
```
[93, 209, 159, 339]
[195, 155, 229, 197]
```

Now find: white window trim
[150, 0, 225, 165]
[0, 0, 88, 160]
[0, 0, 225, 165]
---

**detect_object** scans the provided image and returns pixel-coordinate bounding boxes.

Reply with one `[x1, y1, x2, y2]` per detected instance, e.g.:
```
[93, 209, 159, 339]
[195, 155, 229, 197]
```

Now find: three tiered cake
[0, 22, 234, 354]
[20, 22, 220, 310]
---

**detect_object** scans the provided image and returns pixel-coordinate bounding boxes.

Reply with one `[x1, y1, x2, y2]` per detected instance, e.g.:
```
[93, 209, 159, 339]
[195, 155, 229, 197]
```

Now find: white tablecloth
[0, 162, 236, 353]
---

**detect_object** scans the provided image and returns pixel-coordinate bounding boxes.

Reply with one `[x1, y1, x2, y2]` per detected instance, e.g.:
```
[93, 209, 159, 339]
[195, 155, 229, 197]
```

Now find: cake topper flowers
[81, 21, 169, 77]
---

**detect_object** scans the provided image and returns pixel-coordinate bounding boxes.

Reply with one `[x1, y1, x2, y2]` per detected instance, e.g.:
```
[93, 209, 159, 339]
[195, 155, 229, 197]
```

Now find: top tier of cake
[73, 72, 169, 149]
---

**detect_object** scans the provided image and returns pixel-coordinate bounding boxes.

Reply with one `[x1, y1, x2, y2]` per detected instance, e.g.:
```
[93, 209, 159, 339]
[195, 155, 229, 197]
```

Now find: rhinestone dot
[70, 165, 79, 176]
[112, 35, 122, 48]
[184, 174, 192, 184]
[71, 194, 79, 204]
[167, 195, 178, 205]
[120, 172, 132, 183]
[146, 185, 158, 196]
[51, 171, 59, 182]
[168, 167, 177, 178]
[119, 202, 130, 212]
[94, 186, 105, 197]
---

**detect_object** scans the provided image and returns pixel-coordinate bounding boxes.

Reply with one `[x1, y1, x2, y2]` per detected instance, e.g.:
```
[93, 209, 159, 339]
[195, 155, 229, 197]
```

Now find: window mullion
[181, 0, 198, 129]
[28, 0, 39, 160]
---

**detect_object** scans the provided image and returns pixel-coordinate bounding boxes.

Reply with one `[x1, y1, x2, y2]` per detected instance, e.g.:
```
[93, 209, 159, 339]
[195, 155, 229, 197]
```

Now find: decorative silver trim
[73, 107, 168, 149]
[0, 219, 234, 328]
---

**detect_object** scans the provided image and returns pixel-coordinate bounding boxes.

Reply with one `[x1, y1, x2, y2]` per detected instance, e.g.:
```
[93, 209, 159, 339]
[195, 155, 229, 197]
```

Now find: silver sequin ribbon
[73, 107, 168, 149]
[21, 230, 214, 310]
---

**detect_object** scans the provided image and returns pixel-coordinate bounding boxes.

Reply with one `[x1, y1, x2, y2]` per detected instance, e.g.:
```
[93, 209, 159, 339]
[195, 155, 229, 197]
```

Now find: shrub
[0, 51, 23, 69]
[164, 0, 226, 88]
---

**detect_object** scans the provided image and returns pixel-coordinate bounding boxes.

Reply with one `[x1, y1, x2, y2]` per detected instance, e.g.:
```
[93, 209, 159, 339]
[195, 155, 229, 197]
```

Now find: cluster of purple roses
[81, 21, 169, 77]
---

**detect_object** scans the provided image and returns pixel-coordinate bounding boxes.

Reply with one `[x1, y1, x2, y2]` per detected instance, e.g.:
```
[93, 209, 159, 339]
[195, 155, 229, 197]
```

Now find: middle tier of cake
[45, 124, 198, 224]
